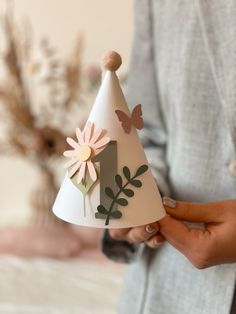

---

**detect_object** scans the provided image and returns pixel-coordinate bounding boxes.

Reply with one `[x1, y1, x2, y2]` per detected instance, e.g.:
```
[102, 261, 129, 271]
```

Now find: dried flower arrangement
[0, 10, 101, 228]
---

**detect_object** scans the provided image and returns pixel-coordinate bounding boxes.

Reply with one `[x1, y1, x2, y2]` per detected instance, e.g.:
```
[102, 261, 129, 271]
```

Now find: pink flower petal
[93, 136, 110, 149]
[87, 160, 97, 182]
[76, 128, 84, 145]
[84, 122, 93, 144]
[68, 160, 82, 178]
[76, 162, 86, 183]
[66, 137, 79, 149]
[63, 150, 77, 157]
[90, 128, 103, 145]
[64, 157, 78, 169]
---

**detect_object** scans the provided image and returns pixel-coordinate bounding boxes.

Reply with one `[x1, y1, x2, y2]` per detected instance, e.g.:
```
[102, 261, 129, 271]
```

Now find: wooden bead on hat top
[101, 51, 122, 72]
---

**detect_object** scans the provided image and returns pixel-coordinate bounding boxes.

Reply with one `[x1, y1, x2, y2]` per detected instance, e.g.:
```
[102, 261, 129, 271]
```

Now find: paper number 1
[93, 141, 118, 218]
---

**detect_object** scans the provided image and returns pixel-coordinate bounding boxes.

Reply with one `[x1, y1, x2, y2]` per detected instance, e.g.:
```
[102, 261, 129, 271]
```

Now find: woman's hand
[109, 197, 236, 269]
[109, 222, 165, 248]
[159, 197, 236, 269]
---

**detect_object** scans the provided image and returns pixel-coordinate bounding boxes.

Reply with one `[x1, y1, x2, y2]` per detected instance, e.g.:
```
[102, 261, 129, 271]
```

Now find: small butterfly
[115, 104, 144, 134]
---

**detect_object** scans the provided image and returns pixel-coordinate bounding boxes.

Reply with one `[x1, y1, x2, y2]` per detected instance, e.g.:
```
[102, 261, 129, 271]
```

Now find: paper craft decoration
[52, 51, 166, 228]
[115, 104, 144, 134]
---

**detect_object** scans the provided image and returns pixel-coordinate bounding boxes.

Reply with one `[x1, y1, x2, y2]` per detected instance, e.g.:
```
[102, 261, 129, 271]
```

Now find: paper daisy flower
[63, 122, 110, 183]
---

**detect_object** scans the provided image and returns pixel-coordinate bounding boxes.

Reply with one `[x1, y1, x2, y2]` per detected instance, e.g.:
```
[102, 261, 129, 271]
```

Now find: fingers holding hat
[162, 196, 226, 223]
[109, 222, 160, 244]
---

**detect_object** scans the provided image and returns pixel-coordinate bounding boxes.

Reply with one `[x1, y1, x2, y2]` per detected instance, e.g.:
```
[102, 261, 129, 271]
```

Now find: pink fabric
[0, 226, 106, 260]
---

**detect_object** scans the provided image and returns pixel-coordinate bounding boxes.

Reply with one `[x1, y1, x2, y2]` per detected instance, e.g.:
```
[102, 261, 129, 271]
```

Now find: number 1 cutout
[92, 141, 118, 219]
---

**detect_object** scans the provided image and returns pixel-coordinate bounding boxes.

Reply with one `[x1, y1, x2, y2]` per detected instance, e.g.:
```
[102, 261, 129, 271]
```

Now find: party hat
[52, 51, 166, 228]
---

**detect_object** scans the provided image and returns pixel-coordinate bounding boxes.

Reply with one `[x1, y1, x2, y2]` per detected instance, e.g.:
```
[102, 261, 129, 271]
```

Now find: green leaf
[116, 198, 128, 206]
[123, 188, 134, 197]
[130, 179, 142, 187]
[105, 187, 115, 199]
[123, 166, 131, 180]
[115, 174, 123, 188]
[135, 164, 148, 177]
[97, 205, 108, 214]
[110, 210, 122, 219]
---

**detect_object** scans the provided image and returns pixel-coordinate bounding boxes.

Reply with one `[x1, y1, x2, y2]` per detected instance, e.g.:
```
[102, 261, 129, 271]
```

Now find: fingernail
[162, 196, 176, 208]
[145, 224, 157, 234]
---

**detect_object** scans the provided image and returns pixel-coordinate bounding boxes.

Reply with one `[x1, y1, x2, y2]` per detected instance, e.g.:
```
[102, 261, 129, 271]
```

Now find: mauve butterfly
[115, 104, 144, 134]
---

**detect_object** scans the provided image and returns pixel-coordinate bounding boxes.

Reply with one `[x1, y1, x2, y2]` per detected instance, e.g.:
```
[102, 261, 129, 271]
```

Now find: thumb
[158, 215, 197, 254]
[162, 197, 227, 223]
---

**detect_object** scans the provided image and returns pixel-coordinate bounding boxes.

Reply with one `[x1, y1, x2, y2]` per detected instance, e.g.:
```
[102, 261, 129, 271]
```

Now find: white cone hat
[53, 51, 166, 228]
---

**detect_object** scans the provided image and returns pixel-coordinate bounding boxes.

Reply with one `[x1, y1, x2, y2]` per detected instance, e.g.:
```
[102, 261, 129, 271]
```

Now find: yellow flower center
[77, 145, 92, 161]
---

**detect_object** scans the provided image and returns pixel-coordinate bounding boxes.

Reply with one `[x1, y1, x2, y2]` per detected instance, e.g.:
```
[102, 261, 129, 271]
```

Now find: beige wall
[0, 0, 133, 225]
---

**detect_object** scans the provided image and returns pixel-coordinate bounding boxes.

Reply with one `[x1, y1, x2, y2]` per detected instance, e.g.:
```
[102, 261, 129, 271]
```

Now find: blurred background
[0, 1, 133, 313]
[0, 0, 133, 225]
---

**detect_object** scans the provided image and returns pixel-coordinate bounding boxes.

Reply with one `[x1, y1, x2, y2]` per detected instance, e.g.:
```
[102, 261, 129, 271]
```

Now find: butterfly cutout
[115, 104, 144, 134]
